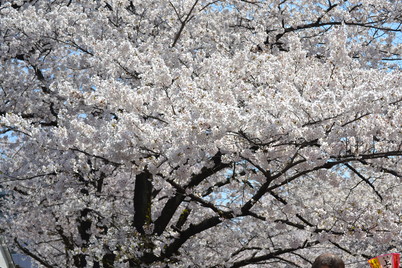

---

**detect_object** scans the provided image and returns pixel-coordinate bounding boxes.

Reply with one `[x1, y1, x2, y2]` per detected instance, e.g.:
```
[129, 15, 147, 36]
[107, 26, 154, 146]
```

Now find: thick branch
[153, 151, 230, 235]
[160, 216, 224, 260]
[134, 170, 153, 234]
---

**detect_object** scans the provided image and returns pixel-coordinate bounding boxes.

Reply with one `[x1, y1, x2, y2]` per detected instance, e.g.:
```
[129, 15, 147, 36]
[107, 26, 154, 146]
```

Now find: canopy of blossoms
[0, 0, 401, 267]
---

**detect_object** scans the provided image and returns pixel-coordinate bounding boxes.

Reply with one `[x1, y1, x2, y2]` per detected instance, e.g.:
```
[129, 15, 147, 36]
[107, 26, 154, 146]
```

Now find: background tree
[0, 0, 401, 267]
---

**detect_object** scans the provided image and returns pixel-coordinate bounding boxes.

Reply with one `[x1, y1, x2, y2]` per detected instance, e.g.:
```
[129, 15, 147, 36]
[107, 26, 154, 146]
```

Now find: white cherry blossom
[0, 0, 401, 267]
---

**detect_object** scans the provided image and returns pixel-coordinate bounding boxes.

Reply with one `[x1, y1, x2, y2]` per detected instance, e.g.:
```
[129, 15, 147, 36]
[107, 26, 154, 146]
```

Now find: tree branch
[14, 239, 54, 268]
[344, 163, 383, 201]
[153, 151, 230, 235]
[229, 240, 320, 268]
[172, 0, 199, 47]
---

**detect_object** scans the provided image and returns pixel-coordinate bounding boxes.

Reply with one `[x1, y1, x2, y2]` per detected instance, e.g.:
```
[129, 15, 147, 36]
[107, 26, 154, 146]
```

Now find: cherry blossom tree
[1, 0, 401, 267]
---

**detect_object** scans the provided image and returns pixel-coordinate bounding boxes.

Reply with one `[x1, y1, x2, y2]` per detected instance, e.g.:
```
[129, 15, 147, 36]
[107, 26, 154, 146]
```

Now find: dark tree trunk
[133, 170, 153, 234]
